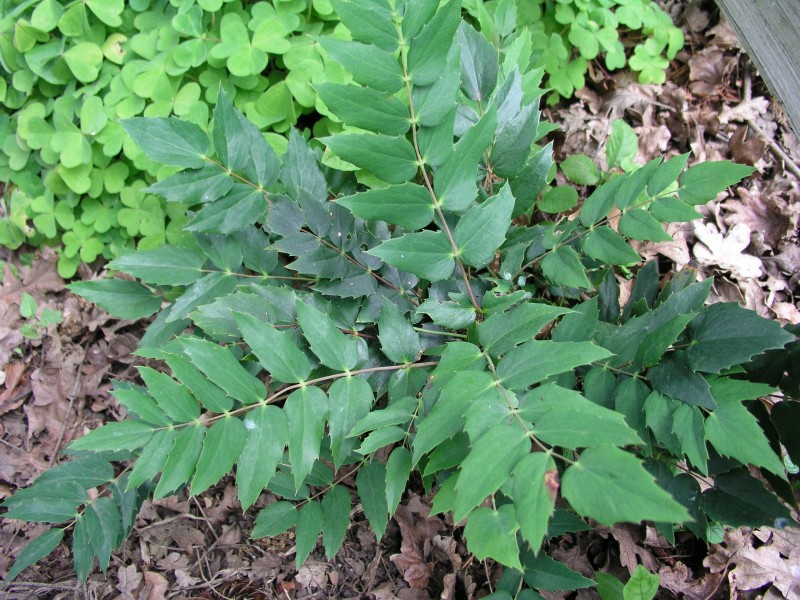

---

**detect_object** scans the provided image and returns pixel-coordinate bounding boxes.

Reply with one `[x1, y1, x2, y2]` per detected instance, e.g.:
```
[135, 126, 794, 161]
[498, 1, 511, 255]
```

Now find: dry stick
[49, 350, 87, 466]
[739, 58, 800, 179]
[745, 118, 800, 179]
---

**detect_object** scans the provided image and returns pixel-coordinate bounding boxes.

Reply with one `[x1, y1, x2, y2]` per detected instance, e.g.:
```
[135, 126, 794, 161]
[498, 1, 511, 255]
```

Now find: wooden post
[715, 0, 800, 136]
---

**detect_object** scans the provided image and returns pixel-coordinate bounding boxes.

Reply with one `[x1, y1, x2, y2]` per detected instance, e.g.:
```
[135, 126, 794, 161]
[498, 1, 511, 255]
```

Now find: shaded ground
[1, 1, 799, 598]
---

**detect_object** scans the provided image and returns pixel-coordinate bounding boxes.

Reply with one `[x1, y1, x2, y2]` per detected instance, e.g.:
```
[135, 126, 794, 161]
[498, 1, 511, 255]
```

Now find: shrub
[3, 0, 797, 595]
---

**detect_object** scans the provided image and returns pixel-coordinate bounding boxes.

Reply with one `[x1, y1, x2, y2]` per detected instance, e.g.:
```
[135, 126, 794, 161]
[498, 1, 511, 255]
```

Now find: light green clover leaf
[57, 163, 93, 194]
[85, 0, 124, 27]
[31, 193, 75, 239]
[102, 33, 128, 65]
[14, 20, 49, 53]
[249, 3, 298, 55]
[629, 43, 669, 84]
[209, 13, 267, 77]
[63, 42, 104, 83]
[62, 221, 104, 262]
[80, 197, 118, 234]
[50, 113, 91, 169]
[104, 162, 130, 194]
[31, 0, 64, 33]
[119, 182, 166, 237]
[80, 96, 109, 137]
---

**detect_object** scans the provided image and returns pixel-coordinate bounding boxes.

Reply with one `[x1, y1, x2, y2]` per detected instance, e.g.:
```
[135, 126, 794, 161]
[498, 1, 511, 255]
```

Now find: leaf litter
[3, 2, 800, 598]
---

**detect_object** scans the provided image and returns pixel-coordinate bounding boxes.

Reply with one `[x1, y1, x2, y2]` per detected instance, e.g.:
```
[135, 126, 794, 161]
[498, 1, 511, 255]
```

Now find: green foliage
[18, 291, 62, 339]
[462, 0, 684, 101]
[0, 0, 345, 277]
[3, 3, 796, 596]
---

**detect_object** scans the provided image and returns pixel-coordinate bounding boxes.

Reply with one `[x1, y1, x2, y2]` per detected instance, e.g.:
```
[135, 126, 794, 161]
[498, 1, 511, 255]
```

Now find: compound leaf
[369, 231, 455, 282]
[296, 300, 360, 371]
[252, 502, 297, 538]
[285, 386, 329, 491]
[678, 161, 755, 205]
[234, 311, 311, 384]
[192, 416, 247, 495]
[561, 446, 690, 525]
[5, 528, 64, 582]
[497, 341, 612, 391]
[317, 83, 410, 136]
[463, 505, 522, 570]
[685, 303, 796, 373]
[335, 183, 435, 230]
[180, 337, 266, 404]
[321, 133, 418, 184]
[478, 302, 569, 357]
[109, 247, 204, 286]
[513, 452, 557, 552]
[705, 380, 785, 477]
[237, 405, 288, 510]
[458, 21, 498, 102]
[154, 425, 205, 499]
[68, 421, 155, 453]
[328, 376, 374, 469]
[295, 501, 322, 567]
[379, 298, 421, 363]
[357, 460, 388, 539]
[321, 485, 351, 558]
[454, 422, 529, 521]
[84, 497, 121, 573]
[318, 38, 403, 93]
[68, 280, 161, 320]
[541, 246, 591, 289]
[454, 184, 514, 267]
[385, 446, 412, 516]
[121, 117, 209, 168]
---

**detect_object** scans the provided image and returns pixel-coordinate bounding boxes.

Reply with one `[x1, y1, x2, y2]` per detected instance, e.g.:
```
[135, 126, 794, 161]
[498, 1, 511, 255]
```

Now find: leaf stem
[199, 269, 316, 282]
[396, 27, 482, 313]
[302, 228, 420, 306]
[514, 189, 685, 278]
[413, 327, 467, 339]
[213, 361, 439, 424]
[481, 351, 575, 465]
[203, 156, 269, 197]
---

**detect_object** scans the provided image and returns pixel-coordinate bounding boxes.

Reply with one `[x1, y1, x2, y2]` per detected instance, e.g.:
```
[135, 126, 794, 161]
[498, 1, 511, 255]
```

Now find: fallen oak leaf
[390, 505, 433, 590]
[727, 541, 800, 598]
[693, 222, 763, 280]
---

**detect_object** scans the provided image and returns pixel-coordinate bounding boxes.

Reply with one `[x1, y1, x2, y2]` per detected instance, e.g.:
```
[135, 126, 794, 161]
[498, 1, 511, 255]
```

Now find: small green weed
[18, 291, 62, 339]
[463, 0, 684, 101]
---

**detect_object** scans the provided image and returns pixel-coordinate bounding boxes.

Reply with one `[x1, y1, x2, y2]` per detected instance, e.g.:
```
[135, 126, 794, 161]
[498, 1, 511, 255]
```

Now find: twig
[49, 350, 86, 466]
[191, 497, 220, 544]
[739, 58, 800, 179]
[745, 118, 800, 179]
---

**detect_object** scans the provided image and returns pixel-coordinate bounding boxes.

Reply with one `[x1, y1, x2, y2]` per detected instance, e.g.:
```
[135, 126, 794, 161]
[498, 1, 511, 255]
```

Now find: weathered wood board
[714, 0, 800, 135]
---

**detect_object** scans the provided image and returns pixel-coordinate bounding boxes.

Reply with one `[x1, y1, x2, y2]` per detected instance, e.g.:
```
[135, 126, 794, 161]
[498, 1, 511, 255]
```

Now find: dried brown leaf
[371, 581, 402, 600]
[688, 50, 735, 98]
[599, 525, 659, 574]
[728, 543, 800, 597]
[0, 250, 63, 306]
[635, 124, 672, 164]
[729, 125, 767, 166]
[141, 570, 168, 600]
[116, 564, 143, 598]
[659, 562, 724, 600]
[693, 222, 763, 279]
[295, 563, 329, 590]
